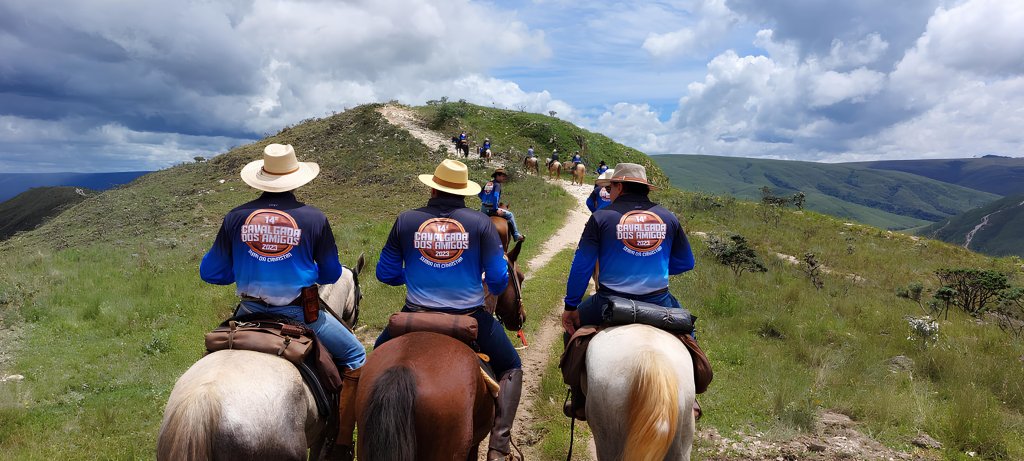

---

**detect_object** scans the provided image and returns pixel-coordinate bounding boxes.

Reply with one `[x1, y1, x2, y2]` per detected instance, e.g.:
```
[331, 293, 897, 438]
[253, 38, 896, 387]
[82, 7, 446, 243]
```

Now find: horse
[570, 163, 587, 185]
[548, 160, 562, 180]
[585, 324, 696, 460]
[452, 136, 470, 157]
[485, 209, 526, 332]
[523, 157, 539, 175]
[156, 254, 366, 461]
[354, 216, 526, 460]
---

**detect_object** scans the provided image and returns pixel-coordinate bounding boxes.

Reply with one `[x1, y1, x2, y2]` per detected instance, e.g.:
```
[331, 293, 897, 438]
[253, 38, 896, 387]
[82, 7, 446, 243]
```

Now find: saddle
[385, 311, 501, 396]
[559, 297, 713, 421]
[204, 314, 342, 418]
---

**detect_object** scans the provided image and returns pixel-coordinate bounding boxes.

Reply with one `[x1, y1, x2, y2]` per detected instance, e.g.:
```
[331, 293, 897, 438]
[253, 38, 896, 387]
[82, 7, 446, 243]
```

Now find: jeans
[482, 207, 523, 239]
[374, 307, 522, 376]
[238, 301, 367, 370]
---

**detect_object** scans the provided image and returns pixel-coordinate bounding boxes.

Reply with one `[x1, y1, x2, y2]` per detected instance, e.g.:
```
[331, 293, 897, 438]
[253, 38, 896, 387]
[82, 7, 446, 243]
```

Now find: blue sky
[1, 0, 1022, 172]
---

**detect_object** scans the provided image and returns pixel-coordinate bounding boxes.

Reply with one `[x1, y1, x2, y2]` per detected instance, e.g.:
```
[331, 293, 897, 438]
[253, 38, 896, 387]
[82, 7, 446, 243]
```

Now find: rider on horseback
[595, 160, 608, 176]
[570, 151, 583, 171]
[560, 163, 697, 419]
[199, 144, 367, 460]
[586, 169, 614, 212]
[375, 159, 525, 461]
[480, 168, 525, 242]
[547, 148, 559, 167]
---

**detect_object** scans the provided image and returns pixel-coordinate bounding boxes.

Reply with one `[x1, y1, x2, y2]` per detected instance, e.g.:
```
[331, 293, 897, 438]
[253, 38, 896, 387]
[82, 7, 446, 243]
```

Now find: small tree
[934, 268, 1010, 316]
[791, 191, 806, 210]
[193, 156, 206, 163]
[706, 234, 767, 278]
[803, 252, 824, 290]
[896, 282, 926, 312]
[758, 186, 788, 225]
[995, 287, 1024, 338]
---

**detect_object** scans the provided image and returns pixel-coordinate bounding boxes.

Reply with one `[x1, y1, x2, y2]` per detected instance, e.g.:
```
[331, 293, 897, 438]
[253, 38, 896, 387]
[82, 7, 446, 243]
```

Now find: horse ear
[356, 252, 366, 275]
[506, 239, 523, 263]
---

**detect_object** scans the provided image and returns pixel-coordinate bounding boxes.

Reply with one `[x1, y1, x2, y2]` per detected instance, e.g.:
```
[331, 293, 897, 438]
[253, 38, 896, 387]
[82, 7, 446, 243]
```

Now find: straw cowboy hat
[240, 144, 320, 192]
[419, 159, 482, 196]
[608, 162, 657, 189]
[490, 167, 507, 178]
[595, 169, 615, 187]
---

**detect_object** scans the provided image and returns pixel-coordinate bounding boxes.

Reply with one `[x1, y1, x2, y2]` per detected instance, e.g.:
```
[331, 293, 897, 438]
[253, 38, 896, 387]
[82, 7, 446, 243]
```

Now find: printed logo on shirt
[414, 218, 470, 265]
[599, 188, 611, 201]
[241, 209, 302, 258]
[616, 210, 667, 254]
[483, 181, 495, 194]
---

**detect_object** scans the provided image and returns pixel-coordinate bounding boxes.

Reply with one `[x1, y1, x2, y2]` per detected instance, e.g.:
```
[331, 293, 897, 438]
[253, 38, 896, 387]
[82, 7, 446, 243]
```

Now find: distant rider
[586, 169, 614, 212]
[479, 168, 525, 242]
[595, 160, 608, 176]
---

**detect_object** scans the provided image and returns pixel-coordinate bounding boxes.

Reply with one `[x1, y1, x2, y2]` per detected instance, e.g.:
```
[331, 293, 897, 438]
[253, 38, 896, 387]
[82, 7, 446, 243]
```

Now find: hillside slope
[851, 156, 1024, 196]
[0, 186, 92, 240]
[0, 171, 149, 202]
[653, 154, 999, 229]
[920, 192, 1024, 257]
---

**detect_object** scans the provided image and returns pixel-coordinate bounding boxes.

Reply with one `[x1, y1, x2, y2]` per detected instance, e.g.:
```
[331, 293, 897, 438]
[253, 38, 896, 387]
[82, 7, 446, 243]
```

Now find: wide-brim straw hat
[491, 167, 507, 178]
[609, 162, 657, 190]
[418, 159, 482, 196]
[240, 144, 320, 192]
[595, 169, 615, 187]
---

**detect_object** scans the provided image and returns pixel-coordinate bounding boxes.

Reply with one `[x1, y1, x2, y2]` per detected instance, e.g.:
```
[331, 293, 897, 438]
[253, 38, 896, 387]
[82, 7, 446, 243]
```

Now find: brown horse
[356, 332, 494, 460]
[486, 211, 526, 331]
[548, 160, 562, 180]
[354, 214, 526, 460]
[523, 157, 539, 175]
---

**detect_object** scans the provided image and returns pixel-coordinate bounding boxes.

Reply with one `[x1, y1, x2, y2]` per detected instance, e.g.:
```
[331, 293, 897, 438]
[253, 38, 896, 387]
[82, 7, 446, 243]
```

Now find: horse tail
[623, 350, 679, 461]
[156, 383, 221, 461]
[363, 366, 417, 461]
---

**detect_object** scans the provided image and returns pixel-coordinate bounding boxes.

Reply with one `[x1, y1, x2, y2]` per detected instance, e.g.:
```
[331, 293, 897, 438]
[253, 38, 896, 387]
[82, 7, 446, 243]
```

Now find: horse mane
[622, 349, 679, 461]
[156, 382, 222, 461]
[363, 367, 418, 461]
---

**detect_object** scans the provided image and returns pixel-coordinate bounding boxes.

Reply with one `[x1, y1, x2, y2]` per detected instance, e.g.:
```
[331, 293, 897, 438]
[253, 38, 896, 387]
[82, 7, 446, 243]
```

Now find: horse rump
[363, 366, 417, 461]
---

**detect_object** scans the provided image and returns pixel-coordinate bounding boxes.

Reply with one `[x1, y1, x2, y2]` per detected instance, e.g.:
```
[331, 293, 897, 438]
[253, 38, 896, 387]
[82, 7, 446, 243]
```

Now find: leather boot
[561, 386, 587, 421]
[325, 367, 360, 461]
[486, 368, 523, 460]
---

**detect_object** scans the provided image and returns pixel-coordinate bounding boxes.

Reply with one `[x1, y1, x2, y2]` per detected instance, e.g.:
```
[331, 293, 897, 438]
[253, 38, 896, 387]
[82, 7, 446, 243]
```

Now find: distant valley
[0, 171, 150, 202]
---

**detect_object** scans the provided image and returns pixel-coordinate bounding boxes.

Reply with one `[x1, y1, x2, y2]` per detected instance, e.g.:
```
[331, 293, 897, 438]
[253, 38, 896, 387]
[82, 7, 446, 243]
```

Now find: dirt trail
[376, 103, 594, 458]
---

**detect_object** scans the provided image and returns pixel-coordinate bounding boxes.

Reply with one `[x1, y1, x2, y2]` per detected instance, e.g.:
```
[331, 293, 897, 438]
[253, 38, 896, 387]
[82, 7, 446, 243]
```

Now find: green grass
[652, 154, 1000, 230]
[850, 156, 1024, 197]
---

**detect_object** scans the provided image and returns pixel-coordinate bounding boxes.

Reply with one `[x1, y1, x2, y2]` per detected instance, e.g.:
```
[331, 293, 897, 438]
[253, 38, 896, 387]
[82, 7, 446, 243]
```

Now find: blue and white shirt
[564, 194, 694, 307]
[479, 180, 502, 210]
[377, 196, 508, 310]
[200, 192, 342, 306]
[595, 165, 609, 176]
[586, 185, 612, 212]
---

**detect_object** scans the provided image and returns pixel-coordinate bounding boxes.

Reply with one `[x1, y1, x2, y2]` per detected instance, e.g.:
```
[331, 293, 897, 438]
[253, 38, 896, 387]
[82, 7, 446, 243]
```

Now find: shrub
[934, 268, 1010, 316]
[706, 234, 767, 278]
[803, 252, 824, 290]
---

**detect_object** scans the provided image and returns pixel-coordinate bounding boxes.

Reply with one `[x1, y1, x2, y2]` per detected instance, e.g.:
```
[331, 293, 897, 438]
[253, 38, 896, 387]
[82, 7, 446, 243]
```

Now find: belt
[241, 295, 302, 307]
[404, 301, 483, 316]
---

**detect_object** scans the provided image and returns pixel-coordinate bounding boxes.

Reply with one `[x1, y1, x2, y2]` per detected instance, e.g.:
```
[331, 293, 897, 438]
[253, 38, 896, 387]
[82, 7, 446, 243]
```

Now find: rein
[564, 389, 576, 461]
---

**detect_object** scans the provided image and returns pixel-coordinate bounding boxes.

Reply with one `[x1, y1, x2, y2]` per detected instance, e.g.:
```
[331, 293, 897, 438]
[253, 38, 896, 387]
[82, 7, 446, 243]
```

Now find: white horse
[156, 254, 365, 461]
[585, 324, 696, 461]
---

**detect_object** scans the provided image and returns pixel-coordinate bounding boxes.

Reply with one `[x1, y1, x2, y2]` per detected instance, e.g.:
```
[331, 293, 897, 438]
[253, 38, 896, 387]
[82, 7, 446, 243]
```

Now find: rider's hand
[561, 310, 580, 336]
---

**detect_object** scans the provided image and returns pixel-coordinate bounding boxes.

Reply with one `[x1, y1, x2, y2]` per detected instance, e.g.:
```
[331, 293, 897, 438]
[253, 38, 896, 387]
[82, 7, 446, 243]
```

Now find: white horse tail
[363, 366, 417, 460]
[623, 349, 679, 461]
[156, 383, 221, 461]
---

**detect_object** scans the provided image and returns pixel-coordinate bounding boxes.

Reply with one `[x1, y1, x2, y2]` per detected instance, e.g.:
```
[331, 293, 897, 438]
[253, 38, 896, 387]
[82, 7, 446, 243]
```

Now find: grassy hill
[851, 156, 1024, 196]
[920, 193, 1024, 257]
[0, 187, 92, 240]
[1, 102, 1022, 460]
[0, 171, 149, 202]
[652, 154, 1000, 230]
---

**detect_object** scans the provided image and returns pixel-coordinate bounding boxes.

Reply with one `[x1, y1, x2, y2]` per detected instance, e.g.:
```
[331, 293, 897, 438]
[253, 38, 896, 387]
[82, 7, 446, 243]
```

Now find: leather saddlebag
[386, 311, 479, 345]
[681, 333, 713, 394]
[205, 319, 314, 365]
[601, 296, 694, 334]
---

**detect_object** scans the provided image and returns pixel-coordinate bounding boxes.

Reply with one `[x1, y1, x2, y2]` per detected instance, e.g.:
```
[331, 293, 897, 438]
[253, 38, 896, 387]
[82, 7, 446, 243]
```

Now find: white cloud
[642, 0, 738, 58]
